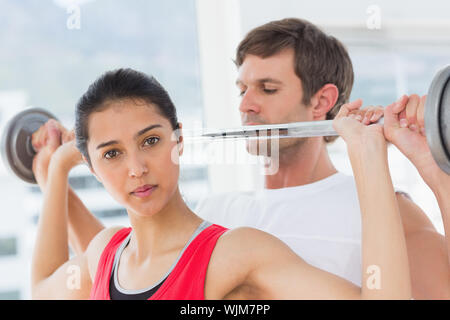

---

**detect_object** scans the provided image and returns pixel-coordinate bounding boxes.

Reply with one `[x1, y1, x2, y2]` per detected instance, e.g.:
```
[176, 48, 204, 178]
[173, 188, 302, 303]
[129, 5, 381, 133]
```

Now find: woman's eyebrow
[134, 124, 163, 139]
[96, 124, 162, 150]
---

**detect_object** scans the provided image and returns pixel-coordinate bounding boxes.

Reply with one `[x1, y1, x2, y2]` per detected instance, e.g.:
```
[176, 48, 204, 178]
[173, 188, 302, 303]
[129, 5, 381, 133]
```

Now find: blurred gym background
[0, 0, 448, 299]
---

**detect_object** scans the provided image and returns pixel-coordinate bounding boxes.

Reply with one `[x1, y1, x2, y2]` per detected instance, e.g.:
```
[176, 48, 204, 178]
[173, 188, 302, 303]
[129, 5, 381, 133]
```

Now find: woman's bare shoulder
[217, 226, 288, 251]
[206, 226, 297, 298]
[84, 226, 128, 280]
[215, 226, 308, 275]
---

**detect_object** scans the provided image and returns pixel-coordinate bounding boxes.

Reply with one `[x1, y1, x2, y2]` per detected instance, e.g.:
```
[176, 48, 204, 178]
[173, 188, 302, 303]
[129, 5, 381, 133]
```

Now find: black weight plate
[425, 65, 450, 175]
[440, 79, 450, 174]
[0, 108, 57, 183]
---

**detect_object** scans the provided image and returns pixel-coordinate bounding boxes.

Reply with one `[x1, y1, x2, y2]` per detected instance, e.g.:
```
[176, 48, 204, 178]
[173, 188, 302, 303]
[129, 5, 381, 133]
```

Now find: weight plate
[0, 108, 57, 184]
[425, 65, 450, 175]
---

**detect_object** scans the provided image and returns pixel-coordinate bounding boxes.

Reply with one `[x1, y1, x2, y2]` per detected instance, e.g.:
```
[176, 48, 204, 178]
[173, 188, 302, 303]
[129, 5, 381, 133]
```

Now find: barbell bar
[1, 65, 449, 184]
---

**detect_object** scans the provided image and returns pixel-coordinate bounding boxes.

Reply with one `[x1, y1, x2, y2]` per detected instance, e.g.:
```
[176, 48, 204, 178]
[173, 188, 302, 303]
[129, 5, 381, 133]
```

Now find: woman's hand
[49, 137, 83, 174]
[383, 94, 450, 189]
[32, 120, 62, 189]
[48, 125, 83, 174]
[333, 99, 386, 149]
[32, 120, 82, 188]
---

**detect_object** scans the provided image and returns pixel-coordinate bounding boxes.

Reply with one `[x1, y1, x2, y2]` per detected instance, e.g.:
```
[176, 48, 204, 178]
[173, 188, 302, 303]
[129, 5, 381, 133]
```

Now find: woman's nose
[128, 153, 149, 178]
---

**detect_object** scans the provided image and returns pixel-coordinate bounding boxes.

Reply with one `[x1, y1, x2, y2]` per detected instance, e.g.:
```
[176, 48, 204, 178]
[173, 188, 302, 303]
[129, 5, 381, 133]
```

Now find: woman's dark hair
[75, 68, 179, 167]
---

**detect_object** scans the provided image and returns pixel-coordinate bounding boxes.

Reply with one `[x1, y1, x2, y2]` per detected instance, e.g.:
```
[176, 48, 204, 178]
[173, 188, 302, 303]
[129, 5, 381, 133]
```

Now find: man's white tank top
[195, 172, 364, 286]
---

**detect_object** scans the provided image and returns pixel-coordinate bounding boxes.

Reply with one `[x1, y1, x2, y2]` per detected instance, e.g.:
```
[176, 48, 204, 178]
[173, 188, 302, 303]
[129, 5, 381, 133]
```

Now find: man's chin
[245, 140, 274, 157]
[245, 137, 308, 156]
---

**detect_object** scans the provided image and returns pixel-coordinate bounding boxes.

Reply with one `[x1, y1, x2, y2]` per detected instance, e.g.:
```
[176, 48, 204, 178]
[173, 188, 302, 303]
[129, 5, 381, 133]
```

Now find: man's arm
[383, 95, 450, 298]
[397, 191, 450, 299]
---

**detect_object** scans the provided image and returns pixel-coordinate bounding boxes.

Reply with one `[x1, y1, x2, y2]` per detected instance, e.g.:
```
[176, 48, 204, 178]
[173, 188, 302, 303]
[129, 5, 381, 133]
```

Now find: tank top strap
[90, 227, 132, 300]
[90, 223, 228, 300]
[149, 224, 228, 300]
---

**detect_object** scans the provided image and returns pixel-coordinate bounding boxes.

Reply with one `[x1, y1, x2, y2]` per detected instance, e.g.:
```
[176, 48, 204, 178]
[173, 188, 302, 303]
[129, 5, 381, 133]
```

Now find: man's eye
[238, 90, 246, 97]
[144, 137, 160, 146]
[263, 88, 277, 94]
[104, 150, 119, 159]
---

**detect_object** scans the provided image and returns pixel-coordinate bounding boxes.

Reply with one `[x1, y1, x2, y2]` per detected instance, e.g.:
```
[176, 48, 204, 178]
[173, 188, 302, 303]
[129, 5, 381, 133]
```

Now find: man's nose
[239, 88, 261, 116]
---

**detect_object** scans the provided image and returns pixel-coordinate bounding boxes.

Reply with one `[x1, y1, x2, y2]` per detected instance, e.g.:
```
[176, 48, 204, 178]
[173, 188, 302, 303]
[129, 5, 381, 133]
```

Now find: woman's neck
[126, 188, 203, 263]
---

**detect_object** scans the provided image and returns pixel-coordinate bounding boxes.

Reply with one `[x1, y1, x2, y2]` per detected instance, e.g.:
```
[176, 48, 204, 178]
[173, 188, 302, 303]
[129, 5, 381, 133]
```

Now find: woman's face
[86, 99, 182, 217]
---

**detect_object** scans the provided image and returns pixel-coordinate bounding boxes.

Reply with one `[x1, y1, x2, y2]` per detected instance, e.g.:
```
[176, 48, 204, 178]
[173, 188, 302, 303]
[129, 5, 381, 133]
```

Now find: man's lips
[243, 122, 264, 126]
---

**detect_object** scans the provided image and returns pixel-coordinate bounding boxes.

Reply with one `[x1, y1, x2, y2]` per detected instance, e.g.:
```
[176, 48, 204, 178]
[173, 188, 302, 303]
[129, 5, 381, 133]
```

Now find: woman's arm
[31, 156, 72, 286]
[347, 136, 411, 299]
[32, 121, 105, 255]
[231, 100, 411, 299]
[31, 126, 91, 298]
[67, 188, 105, 254]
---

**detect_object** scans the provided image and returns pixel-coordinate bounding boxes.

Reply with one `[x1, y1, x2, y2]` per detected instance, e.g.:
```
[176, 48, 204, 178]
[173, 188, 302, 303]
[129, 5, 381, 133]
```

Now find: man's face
[236, 49, 312, 154]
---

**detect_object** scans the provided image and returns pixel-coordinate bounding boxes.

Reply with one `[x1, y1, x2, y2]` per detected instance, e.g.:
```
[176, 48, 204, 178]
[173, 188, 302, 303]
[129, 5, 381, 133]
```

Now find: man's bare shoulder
[395, 192, 436, 234]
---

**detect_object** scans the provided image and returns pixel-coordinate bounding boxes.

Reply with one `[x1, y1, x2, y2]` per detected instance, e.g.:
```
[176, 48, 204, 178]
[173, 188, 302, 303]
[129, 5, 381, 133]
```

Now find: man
[33, 18, 449, 299]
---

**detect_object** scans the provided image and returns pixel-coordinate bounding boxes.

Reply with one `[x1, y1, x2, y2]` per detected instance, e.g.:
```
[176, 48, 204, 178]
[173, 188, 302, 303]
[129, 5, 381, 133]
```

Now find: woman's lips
[131, 185, 156, 198]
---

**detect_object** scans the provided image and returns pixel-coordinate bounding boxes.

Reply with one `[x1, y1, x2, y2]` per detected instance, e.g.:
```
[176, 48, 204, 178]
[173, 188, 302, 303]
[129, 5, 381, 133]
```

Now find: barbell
[1, 65, 449, 184]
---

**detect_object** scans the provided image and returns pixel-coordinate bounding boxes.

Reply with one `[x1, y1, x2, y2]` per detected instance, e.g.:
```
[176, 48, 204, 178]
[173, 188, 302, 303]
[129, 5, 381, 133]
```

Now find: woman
[30, 68, 411, 299]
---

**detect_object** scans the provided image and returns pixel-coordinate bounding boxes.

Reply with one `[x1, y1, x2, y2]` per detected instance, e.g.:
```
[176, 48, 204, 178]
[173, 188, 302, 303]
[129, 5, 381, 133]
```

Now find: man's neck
[264, 137, 337, 189]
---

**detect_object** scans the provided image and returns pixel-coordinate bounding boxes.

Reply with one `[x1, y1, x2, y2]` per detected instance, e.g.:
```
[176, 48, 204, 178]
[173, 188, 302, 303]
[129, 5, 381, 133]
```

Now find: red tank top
[90, 224, 228, 300]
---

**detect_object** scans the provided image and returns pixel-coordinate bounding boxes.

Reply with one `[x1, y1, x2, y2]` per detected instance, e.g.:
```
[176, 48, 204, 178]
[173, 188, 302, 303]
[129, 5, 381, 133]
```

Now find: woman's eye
[104, 150, 119, 159]
[144, 137, 160, 146]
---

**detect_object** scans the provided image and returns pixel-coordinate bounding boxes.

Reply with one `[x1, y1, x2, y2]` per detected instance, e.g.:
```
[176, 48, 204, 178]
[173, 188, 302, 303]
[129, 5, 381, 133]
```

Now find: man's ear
[310, 84, 339, 121]
[82, 155, 101, 183]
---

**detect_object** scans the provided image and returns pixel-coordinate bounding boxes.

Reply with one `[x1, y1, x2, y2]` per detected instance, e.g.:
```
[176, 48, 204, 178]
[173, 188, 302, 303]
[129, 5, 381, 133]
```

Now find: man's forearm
[67, 186, 105, 254]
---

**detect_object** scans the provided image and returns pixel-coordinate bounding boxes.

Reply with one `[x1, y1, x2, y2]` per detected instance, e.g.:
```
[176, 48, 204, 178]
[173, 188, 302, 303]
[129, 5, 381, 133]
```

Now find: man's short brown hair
[235, 18, 354, 143]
